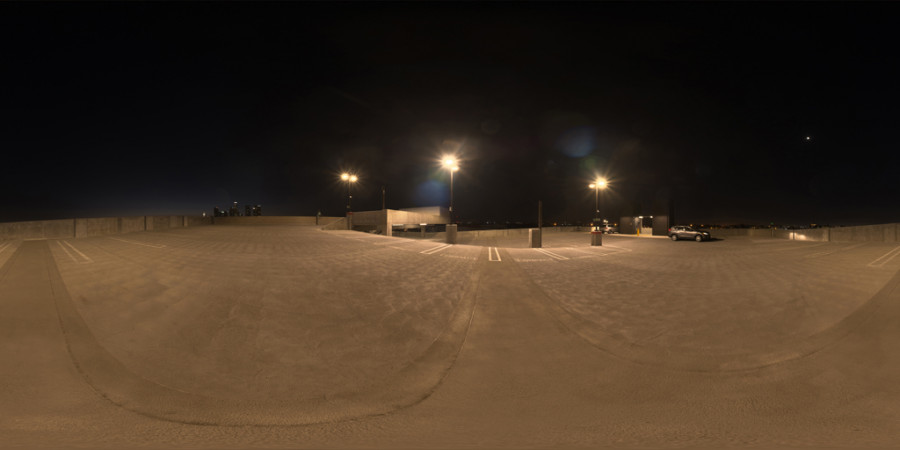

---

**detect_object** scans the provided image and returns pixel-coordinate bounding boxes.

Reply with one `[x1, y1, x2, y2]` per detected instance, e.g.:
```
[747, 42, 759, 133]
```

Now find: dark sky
[2, 2, 899, 226]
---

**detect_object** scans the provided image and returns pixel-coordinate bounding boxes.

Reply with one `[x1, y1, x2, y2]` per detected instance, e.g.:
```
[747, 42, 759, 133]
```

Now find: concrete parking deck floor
[2, 225, 900, 448]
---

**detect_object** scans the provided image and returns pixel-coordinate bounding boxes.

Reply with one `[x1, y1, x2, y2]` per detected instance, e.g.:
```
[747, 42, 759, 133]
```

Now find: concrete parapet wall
[711, 228, 775, 239]
[321, 217, 349, 230]
[0, 215, 208, 240]
[830, 223, 898, 242]
[120, 216, 148, 233]
[711, 223, 899, 242]
[75, 217, 119, 238]
[0, 219, 75, 240]
[457, 227, 580, 239]
[212, 216, 341, 226]
[388, 208, 449, 227]
[352, 211, 387, 228]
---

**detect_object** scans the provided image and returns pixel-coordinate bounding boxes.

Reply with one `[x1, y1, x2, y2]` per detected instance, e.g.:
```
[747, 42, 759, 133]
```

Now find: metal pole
[595, 187, 599, 214]
[449, 170, 454, 221]
[598, 188, 602, 223]
[538, 200, 542, 230]
[347, 181, 352, 212]
[382, 185, 386, 210]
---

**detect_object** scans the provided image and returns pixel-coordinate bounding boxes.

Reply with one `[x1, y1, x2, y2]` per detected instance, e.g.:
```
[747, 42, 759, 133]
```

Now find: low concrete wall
[120, 216, 147, 233]
[830, 223, 899, 242]
[0, 215, 210, 241]
[711, 223, 900, 242]
[212, 216, 342, 226]
[0, 219, 76, 240]
[709, 228, 776, 239]
[455, 227, 580, 239]
[75, 218, 117, 238]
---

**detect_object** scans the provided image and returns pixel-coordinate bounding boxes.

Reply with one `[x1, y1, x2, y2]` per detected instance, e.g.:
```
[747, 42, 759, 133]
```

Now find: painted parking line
[769, 242, 828, 252]
[375, 239, 417, 246]
[0, 242, 9, 255]
[421, 243, 452, 255]
[108, 237, 166, 248]
[488, 247, 502, 262]
[805, 243, 866, 259]
[868, 245, 900, 268]
[57, 240, 93, 264]
[535, 248, 569, 260]
[568, 247, 615, 257]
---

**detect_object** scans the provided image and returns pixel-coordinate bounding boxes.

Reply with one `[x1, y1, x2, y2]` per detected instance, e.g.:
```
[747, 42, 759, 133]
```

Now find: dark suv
[668, 225, 711, 241]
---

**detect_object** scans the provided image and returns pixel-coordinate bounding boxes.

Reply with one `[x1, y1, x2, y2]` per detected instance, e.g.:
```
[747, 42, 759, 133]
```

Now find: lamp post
[589, 177, 607, 223]
[340, 172, 358, 212]
[442, 158, 459, 221]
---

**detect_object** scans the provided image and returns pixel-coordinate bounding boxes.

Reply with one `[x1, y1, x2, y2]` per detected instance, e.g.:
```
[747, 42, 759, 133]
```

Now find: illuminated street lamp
[340, 172, 358, 212]
[442, 158, 459, 221]
[589, 177, 607, 220]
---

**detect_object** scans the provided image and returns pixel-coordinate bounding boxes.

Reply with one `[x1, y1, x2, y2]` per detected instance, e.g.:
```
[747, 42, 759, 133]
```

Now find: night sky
[3, 2, 899, 226]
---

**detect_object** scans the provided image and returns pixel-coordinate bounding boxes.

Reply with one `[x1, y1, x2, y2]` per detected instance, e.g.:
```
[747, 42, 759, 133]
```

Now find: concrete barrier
[213, 216, 341, 226]
[0, 219, 75, 240]
[710, 223, 900, 243]
[446, 224, 458, 244]
[529, 229, 541, 248]
[0, 215, 210, 241]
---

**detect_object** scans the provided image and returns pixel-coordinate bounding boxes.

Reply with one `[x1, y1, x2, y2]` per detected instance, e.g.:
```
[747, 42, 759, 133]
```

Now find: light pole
[589, 177, 607, 224]
[340, 172, 358, 212]
[442, 158, 459, 221]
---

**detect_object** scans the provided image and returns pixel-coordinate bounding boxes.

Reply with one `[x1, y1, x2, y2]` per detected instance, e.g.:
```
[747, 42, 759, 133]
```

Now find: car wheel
[670, 235, 678, 241]
[695, 235, 703, 242]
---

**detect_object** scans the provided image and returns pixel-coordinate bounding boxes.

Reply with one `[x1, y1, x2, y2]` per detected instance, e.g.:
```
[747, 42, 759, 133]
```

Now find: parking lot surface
[2, 225, 899, 448]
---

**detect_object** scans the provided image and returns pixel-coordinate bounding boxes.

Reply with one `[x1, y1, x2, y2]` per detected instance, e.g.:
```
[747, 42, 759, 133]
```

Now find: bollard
[591, 230, 603, 246]
[529, 228, 542, 248]
[446, 224, 457, 244]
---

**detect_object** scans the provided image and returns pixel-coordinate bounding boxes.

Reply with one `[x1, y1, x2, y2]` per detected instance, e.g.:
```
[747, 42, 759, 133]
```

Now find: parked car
[668, 225, 711, 241]
[600, 224, 618, 234]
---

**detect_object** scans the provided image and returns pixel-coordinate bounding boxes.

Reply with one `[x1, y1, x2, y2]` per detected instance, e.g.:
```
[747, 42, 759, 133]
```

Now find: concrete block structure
[347, 207, 450, 236]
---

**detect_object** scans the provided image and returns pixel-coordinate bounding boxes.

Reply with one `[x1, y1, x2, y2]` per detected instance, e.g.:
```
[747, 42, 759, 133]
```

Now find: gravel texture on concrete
[2, 227, 899, 448]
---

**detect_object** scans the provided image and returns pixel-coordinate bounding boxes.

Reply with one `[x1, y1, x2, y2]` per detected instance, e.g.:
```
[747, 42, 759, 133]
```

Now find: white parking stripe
[0, 242, 8, 255]
[375, 239, 416, 245]
[535, 248, 569, 260]
[601, 244, 633, 253]
[108, 237, 167, 248]
[489, 247, 502, 262]
[421, 244, 452, 255]
[568, 247, 613, 257]
[805, 243, 866, 259]
[869, 246, 900, 267]
[58, 240, 92, 263]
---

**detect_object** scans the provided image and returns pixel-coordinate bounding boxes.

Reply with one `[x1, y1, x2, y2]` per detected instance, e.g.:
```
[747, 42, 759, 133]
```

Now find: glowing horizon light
[590, 178, 607, 189]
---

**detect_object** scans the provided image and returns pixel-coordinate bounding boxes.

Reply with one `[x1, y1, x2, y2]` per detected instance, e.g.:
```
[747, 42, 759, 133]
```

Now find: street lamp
[340, 172, 358, 212]
[589, 177, 607, 222]
[442, 158, 459, 220]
